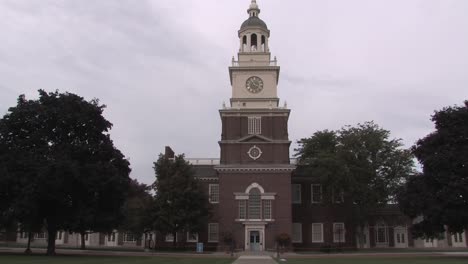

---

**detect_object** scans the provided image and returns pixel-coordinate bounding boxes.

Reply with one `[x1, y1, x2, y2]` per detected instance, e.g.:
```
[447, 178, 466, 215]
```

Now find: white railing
[231, 59, 277, 67]
[187, 159, 220, 165]
[187, 158, 298, 165]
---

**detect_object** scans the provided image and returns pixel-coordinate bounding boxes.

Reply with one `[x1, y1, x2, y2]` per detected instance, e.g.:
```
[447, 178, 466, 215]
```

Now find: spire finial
[248, 0, 260, 17]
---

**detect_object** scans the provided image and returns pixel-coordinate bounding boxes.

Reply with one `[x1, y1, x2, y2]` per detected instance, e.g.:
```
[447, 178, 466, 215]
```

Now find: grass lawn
[284, 256, 468, 264]
[0, 255, 235, 264]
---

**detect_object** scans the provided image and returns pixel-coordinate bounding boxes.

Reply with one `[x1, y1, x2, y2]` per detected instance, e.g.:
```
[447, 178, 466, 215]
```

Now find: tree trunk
[46, 226, 57, 255]
[80, 231, 86, 250]
[24, 231, 32, 254]
[172, 231, 177, 249]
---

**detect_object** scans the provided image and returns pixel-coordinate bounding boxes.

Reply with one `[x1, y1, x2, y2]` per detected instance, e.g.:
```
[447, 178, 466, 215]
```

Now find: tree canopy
[296, 122, 414, 246]
[398, 101, 468, 237]
[151, 153, 210, 247]
[119, 179, 153, 237]
[296, 122, 414, 207]
[0, 90, 131, 255]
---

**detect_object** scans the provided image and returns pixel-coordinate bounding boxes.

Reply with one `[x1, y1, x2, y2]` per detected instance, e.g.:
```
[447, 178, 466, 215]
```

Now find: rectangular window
[292, 184, 301, 204]
[208, 223, 219, 242]
[145, 233, 154, 241]
[107, 232, 115, 242]
[376, 225, 388, 244]
[238, 200, 246, 219]
[311, 184, 322, 203]
[165, 233, 175, 242]
[312, 223, 324, 243]
[35, 232, 46, 240]
[452, 232, 465, 246]
[248, 116, 262, 135]
[333, 223, 345, 243]
[187, 232, 198, 242]
[124, 233, 137, 242]
[263, 200, 272, 220]
[377, 229, 386, 243]
[332, 188, 344, 203]
[209, 184, 219, 204]
[292, 223, 302, 243]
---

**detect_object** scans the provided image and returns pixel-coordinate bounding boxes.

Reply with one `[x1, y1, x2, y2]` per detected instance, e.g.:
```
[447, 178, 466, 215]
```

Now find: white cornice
[214, 165, 296, 173]
[195, 177, 219, 181]
[219, 140, 291, 144]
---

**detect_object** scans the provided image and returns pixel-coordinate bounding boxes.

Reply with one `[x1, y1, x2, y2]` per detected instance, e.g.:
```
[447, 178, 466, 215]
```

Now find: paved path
[232, 255, 277, 264]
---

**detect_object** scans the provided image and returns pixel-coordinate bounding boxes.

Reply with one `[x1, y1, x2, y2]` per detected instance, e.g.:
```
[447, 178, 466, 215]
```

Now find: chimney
[165, 146, 175, 160]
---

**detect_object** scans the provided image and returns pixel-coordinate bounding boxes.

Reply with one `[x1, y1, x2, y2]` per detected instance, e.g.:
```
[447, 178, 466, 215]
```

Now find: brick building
[7, 0, 467, 252]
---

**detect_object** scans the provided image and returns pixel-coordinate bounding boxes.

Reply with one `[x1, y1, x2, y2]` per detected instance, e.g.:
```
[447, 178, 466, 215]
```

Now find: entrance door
[250, 231, 260, 251]
[394, 227, 408, 248]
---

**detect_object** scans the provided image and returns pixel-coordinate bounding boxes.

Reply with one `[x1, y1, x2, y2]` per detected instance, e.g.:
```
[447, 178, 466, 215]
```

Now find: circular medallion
[245, 76, 264, 93]
[247, 145, 263, 160]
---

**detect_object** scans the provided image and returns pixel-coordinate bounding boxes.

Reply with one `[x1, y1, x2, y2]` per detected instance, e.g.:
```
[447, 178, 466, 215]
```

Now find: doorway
[250, 231, 260, 251]
[394, 226, 408, 248]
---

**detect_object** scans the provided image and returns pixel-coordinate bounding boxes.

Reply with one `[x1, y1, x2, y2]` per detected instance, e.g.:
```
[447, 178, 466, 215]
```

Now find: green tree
[398, 101, 468, 237]
[0, 90, 131, 255]
[296, 122, 414, 247]
[152, 153, 210, 248]
[119, 179, 153, 239]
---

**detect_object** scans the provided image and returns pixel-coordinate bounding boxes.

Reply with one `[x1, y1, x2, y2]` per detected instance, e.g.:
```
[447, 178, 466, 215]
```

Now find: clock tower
[215, 0, 294, 252]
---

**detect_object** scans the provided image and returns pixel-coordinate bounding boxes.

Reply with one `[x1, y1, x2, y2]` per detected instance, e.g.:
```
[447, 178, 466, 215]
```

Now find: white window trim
[248, 116, 262, 135]
[311, 184, 322, 204]
[209, 184, 219, 204]
[333, 223, 346, 243]
[123, 232, 137, 243]
[208, 223, 219, 243]
[451, 232, 466, 247]
[34, 232, 46, 240]
[292, 223, 302, 243]
[186, 232, 198, 243]
[292, 184, 301, 204]
[311, 223, 324, 243]
[238, 200, 247, 220]
[55, 231, 63, 241]
[375, 224, 388, 245]
[107, 232, 116, 242]
[165, 233, 175, 242]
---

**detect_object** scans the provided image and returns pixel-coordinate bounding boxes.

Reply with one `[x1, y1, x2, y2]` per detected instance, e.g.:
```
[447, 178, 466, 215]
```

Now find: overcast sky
[1, 0, 467, 184]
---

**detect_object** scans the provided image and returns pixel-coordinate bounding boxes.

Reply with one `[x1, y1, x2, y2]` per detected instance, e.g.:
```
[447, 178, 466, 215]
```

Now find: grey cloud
[1, 0, 467, 184]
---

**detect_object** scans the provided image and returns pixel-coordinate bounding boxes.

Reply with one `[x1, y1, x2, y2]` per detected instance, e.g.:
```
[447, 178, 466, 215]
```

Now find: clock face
[246, 76, 264, 93]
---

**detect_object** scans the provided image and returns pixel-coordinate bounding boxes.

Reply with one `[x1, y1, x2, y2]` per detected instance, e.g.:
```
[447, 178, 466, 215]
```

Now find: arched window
[251, 34, 258, 51]
[242, 35, 248, 52]
[261, 35, 266, 52]
[248, 188, 261, 219]
[237, 183, 274, 220]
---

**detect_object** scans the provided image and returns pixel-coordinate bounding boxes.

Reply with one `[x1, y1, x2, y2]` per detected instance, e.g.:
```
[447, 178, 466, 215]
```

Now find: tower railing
[187, 158, 299, 165]
[187, 158, 221, 165]
[231, 59, 277, 67]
